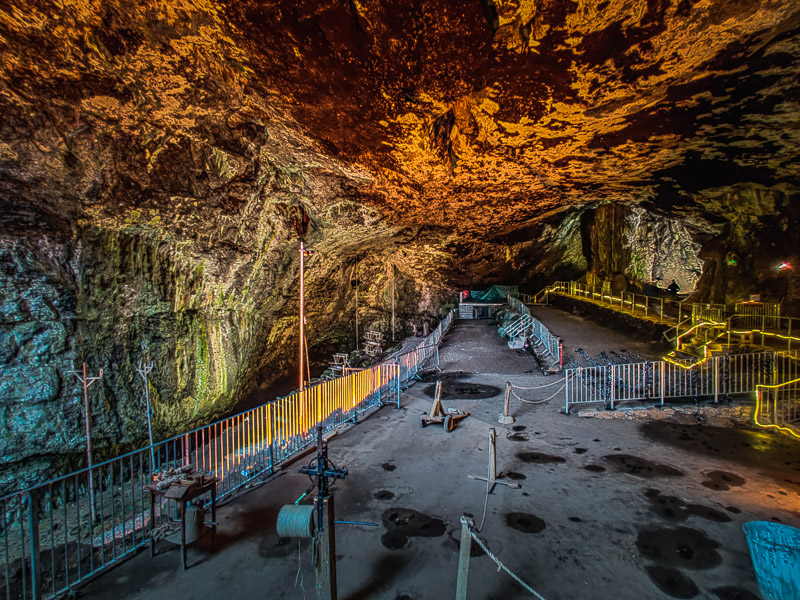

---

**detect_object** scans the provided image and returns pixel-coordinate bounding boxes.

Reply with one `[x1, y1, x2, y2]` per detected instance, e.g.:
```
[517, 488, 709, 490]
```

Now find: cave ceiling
[0, 0, 799, 246]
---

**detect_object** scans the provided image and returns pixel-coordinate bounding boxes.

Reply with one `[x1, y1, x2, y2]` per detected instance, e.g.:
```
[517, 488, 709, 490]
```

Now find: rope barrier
[510, 379, 565, 391]
[465, 522, 548, 600]
[510, 384, 565, 404]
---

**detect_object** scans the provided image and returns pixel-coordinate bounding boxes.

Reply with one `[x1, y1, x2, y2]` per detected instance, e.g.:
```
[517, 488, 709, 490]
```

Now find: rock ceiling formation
[1, 0, 799, 485]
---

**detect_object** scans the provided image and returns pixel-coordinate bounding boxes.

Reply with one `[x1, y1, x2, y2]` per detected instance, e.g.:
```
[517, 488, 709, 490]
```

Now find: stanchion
[499, 382, 514, 425]
[468, 428, 520, 493]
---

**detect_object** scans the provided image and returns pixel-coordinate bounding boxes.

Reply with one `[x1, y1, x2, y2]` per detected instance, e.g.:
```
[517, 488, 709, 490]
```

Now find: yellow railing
[755, 376, 800, 439]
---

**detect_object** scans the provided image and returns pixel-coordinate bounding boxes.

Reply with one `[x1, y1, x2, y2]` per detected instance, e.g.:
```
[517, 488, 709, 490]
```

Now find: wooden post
[467, 429, 520, 492]
[315, 496, 337, 600]
[499, 383, 514, 425]
[455, 516, 473, 600]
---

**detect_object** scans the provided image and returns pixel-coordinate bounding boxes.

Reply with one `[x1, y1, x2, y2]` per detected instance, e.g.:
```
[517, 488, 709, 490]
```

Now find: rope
[510, 384, 565, 405]
[476, 466, 491, 533]
[295, 539, 306, 599]
[465, 523, 547, 600]
[510, 379, 565, 391]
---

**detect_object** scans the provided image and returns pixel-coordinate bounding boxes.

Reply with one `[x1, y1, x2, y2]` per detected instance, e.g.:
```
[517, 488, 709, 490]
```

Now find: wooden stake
[468, 428, 520, 493]
[455, 516, 473, 600]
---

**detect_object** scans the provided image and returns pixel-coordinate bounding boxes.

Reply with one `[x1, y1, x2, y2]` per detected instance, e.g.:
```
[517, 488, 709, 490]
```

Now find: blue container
[743, 521, 800, 600]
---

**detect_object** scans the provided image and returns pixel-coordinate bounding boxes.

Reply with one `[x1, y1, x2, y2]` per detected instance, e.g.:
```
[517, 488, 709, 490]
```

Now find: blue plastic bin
[743, 521, 800, 600]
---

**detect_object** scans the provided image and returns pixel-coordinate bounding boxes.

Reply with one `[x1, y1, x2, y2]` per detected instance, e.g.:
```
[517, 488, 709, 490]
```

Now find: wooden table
[145, 475, 219, 570]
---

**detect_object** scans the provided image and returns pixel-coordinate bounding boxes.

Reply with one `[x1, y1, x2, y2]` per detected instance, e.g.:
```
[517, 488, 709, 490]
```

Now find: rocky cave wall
[2, 0, 800, 489]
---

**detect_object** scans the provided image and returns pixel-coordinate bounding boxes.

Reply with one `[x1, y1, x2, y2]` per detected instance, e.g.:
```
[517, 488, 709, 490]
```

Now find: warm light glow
[778, 262, 791, 270]
[753, 378, 800, 440]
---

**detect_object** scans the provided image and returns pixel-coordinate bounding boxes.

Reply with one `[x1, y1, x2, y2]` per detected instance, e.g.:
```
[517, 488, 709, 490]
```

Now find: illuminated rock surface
[0, 1, 798, 486]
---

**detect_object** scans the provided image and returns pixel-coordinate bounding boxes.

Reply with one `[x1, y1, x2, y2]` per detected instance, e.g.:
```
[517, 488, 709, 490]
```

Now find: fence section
[0, 307, 460, 600]
[756, 376, 800, 434]
[390, 310, 454, 386]
[505, 296, 561, 367]
[565, 351, 800, 413]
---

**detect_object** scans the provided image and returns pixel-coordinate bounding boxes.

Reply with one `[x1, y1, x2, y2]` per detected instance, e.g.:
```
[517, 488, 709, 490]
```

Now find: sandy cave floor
[81, 310, 800, 600]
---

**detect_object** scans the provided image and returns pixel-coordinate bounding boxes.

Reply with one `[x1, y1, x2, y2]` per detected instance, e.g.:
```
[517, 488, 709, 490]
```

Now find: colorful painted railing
[0, 308, 457, 600]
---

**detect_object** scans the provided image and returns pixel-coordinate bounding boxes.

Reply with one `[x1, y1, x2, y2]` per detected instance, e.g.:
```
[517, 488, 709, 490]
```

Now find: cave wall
[1, 0, 800, 489]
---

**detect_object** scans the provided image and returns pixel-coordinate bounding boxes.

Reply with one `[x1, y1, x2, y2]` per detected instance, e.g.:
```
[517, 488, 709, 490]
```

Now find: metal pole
[391, 264, 396, 342]
[68, 363, 102, 523]
[355, 262, 359, 352]
[28, 490, 40, 600]
[137, 361, 155, 473]
[300, 241, 305, 392]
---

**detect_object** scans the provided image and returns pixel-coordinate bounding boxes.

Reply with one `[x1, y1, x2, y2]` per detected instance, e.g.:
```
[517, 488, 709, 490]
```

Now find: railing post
[713, 357, 719, 404]
[564, 371, 570, 414]
[456, 516, 474, 600]
[269, 407, 276, 473]
[762, 315, 765, 346]
[788, 318, 792, 351]
[659, 362, 665, 406]
[27, 490, 41, 600]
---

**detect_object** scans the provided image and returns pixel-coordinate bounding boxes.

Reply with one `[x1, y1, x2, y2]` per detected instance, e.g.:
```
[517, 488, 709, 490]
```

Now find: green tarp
[467, 285, 518, 303]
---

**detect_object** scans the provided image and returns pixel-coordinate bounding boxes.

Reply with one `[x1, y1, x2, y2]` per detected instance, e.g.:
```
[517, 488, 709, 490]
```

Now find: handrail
[1, 309, 456, 600]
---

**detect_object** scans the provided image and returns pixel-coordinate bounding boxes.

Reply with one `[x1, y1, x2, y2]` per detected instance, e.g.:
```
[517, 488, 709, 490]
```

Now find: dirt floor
[81, 313, 800, 600]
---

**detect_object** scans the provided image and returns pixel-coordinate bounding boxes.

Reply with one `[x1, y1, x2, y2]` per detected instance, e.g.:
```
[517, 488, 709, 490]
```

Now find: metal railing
[504, 296, 562, 368]
[0, 310, 456, 600]
[389, 310, 454, 386]
[755, 376, 800, 437]
[564, 350, 800, 413]
[525, 281, 796, 353]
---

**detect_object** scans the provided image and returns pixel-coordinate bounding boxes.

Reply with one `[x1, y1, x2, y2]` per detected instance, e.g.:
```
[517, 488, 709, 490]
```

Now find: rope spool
[277, 504, 315, 538]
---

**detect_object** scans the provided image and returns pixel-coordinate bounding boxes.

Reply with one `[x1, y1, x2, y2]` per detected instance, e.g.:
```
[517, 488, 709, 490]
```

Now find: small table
[146, 475, 219, 570]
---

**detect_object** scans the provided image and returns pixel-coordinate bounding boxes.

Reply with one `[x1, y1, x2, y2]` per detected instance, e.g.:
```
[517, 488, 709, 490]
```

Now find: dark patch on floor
[574, 447, 588, 454]
[512, 425, 526, 432]
[603, 454, 684, 478]
[711, 586, 761, 600]
[446, 531, 486, 557]
[645, 565, 699, 598]
[420, 371, 474, 382]
[258, 535, 299, 558]
[345, 553, 411, 600]
[701, 470, 746, 491]
[504, 471, 527, 481]
[382, 462, 396, 472]
[584, 464, 606, 473]
[423, 382, 502, 399]
[568, 516, 582, 522]
[374, 490, 395, 501]
[381, 508, 446, 550]
[505, 512, 546, 533]
[645, 489, 732, 523]
[725, 506, 741, 514]
[395, 595, 412, 600]
[516, 451, 567, 464]
[639, 422, 800, 476]
[506, 432, 529, 442]
[636, 526, 722, 570]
